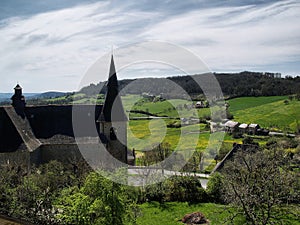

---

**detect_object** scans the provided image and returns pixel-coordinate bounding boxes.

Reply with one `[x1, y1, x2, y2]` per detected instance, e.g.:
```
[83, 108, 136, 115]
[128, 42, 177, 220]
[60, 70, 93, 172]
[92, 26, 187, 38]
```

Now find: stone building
[0, 55, 130, 169]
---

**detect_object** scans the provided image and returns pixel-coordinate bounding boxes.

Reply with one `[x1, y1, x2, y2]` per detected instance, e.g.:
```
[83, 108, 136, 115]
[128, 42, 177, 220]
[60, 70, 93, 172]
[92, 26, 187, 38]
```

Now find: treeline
[215, 72, 300, 98]
[79, 71, 300, 99]
[2, 71, 298, 106]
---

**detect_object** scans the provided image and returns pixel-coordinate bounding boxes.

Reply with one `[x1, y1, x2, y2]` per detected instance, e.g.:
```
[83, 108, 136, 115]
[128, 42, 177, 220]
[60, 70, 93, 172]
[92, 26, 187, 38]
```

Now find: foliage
[215, 142, 233, 162]
[0, 161, 81, 224]
[77, 73, 300, 99]
[0, 164, 23, 216]
[181, 151, 203, 172]
[142, 175, 208, 204]
[164, 175, 208, 203]
[55, 170, 138, 225]
[242, 136, 259, 146]
[206, 172, 224, 203]
[139, 143, 172, 166]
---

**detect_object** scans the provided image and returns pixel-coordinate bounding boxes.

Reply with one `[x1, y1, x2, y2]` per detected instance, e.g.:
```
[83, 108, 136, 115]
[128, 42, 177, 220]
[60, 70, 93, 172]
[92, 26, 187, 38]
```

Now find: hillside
[127, 95, 300, 133]
[0, 92, 67, 105]
[228, 96, 300, 132]
[80, 71, 300, 99]
[2, 71, 299, 106]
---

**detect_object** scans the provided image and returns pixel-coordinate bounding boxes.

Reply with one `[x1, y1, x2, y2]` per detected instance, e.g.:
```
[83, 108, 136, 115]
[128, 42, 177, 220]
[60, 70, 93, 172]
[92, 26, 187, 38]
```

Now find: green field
[136, 202, 241, 225]
[124, 95, 300, 133]
[125, 95, 300, 168]
[228, 96, 287, 112]
[121, 95, 210, 119]
[136, 202, 300, 225]
[125, 95, 296, 152]
[137, 202, 238, 225]
[228, 96, 300, 132]
[128, 120, 211, 151]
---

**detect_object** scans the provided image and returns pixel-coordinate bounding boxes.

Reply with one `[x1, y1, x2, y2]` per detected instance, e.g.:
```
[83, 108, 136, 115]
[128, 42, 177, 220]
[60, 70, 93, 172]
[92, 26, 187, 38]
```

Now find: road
[127, 167, 209, 188]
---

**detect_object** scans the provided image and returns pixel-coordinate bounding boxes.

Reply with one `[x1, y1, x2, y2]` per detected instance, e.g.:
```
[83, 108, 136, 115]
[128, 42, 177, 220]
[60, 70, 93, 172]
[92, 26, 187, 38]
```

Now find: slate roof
[14, 84, 22, 90]
[224, 120, 239, 128]
[98, 55, 127, 122]
[239, 123, 248, 129]
[249, 123, 259, 128]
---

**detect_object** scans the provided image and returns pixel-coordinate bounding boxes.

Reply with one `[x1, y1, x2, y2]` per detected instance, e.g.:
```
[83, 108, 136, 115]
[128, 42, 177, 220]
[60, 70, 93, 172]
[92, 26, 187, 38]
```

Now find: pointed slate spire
[99, 55, 127, 122]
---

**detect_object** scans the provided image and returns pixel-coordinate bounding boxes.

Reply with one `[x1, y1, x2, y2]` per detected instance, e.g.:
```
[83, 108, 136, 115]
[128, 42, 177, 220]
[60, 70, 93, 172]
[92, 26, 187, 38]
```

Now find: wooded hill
[80, 71, 300, 99]
[2, 71, 298, 106]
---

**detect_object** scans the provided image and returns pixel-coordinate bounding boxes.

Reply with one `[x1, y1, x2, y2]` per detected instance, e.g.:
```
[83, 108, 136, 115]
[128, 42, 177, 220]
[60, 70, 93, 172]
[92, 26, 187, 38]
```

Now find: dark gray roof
[14, 84, 22, 90]
[98, 55, 127, 122]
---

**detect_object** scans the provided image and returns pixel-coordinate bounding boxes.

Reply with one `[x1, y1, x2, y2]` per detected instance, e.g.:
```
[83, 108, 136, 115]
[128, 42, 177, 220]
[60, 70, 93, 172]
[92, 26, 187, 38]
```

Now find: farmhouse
[195, 101, 208, 108]
[224, 120, 239, 133]
[238, 123, 248, 134]
[0, 55, 130, 168]
[248, 123, 260, 135]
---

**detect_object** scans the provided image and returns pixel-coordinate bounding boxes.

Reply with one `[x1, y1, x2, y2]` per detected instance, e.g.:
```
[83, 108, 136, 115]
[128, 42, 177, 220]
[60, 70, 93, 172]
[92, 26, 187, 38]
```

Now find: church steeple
[97, 54, 128, 165]
[99, 55, 127, 122]
[11, 84, 26, 116]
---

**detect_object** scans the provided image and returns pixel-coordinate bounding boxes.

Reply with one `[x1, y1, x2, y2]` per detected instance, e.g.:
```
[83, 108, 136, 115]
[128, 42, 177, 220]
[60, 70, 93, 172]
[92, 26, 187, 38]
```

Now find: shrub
[206, 172, 224, 203]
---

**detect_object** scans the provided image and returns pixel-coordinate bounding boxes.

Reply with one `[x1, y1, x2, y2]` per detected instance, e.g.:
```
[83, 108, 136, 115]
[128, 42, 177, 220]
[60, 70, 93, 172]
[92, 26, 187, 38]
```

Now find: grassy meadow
[122, 95, 210, 119]
[136, 202, 300, 225]
[136, 202, 246, 225]
[122, 94, 299, 169]
[228, 96, 300, 132]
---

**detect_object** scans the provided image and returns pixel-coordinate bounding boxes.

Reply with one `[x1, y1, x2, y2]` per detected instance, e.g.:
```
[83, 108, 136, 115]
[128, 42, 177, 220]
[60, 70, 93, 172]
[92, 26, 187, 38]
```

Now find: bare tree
[222, 147, 299, 225]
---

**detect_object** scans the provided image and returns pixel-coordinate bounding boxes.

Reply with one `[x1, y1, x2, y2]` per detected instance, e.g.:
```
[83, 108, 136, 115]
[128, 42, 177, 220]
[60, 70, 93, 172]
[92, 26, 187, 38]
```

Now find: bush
[144, 182, 166, 203]
[0, 160, 88, 224]
[55, 170, 138, 225]
[206, 172, 224, 203]
[144, 175, 209, 204]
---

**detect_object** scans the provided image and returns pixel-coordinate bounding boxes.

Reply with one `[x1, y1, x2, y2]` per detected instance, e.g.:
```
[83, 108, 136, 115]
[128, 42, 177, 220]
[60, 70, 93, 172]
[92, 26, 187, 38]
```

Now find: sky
[0, 0, 299, 92]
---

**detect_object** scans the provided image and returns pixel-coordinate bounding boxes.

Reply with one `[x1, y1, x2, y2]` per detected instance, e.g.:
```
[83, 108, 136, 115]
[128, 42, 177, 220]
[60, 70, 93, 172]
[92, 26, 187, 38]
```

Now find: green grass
[44, 93, 105, 104]
[228, 96, 287, 112]
[229, 96, 300, 132]
[136, 202, 246, 225]
[128, 120, 208, 151]
[136, 202, 300, 225]
[121, 95, 209, 119]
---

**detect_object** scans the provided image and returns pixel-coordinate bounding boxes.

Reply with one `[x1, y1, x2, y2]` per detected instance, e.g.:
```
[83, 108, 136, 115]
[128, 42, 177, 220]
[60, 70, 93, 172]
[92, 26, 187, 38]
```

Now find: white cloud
[140, 0, 300, 72]
[0, 0, 299, 92]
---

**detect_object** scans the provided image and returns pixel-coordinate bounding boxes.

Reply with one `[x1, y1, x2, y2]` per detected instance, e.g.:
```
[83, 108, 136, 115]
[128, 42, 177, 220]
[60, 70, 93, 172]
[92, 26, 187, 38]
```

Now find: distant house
[142, 92, 155, 101]
[274, 73, 281, 78]
[195, 101, 209, 109]
[238, 123, 248, 134]
[222, 119, 229, 123]
[248, 124, 260, 135]
[263, 72, 281, 79]
[195, 101, 206, 108]
[224, 120, 239, 133]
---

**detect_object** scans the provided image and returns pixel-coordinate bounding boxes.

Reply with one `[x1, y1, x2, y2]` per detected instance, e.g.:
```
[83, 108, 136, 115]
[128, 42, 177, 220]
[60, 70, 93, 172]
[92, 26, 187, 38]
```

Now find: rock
[182, 212, 209, 224]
